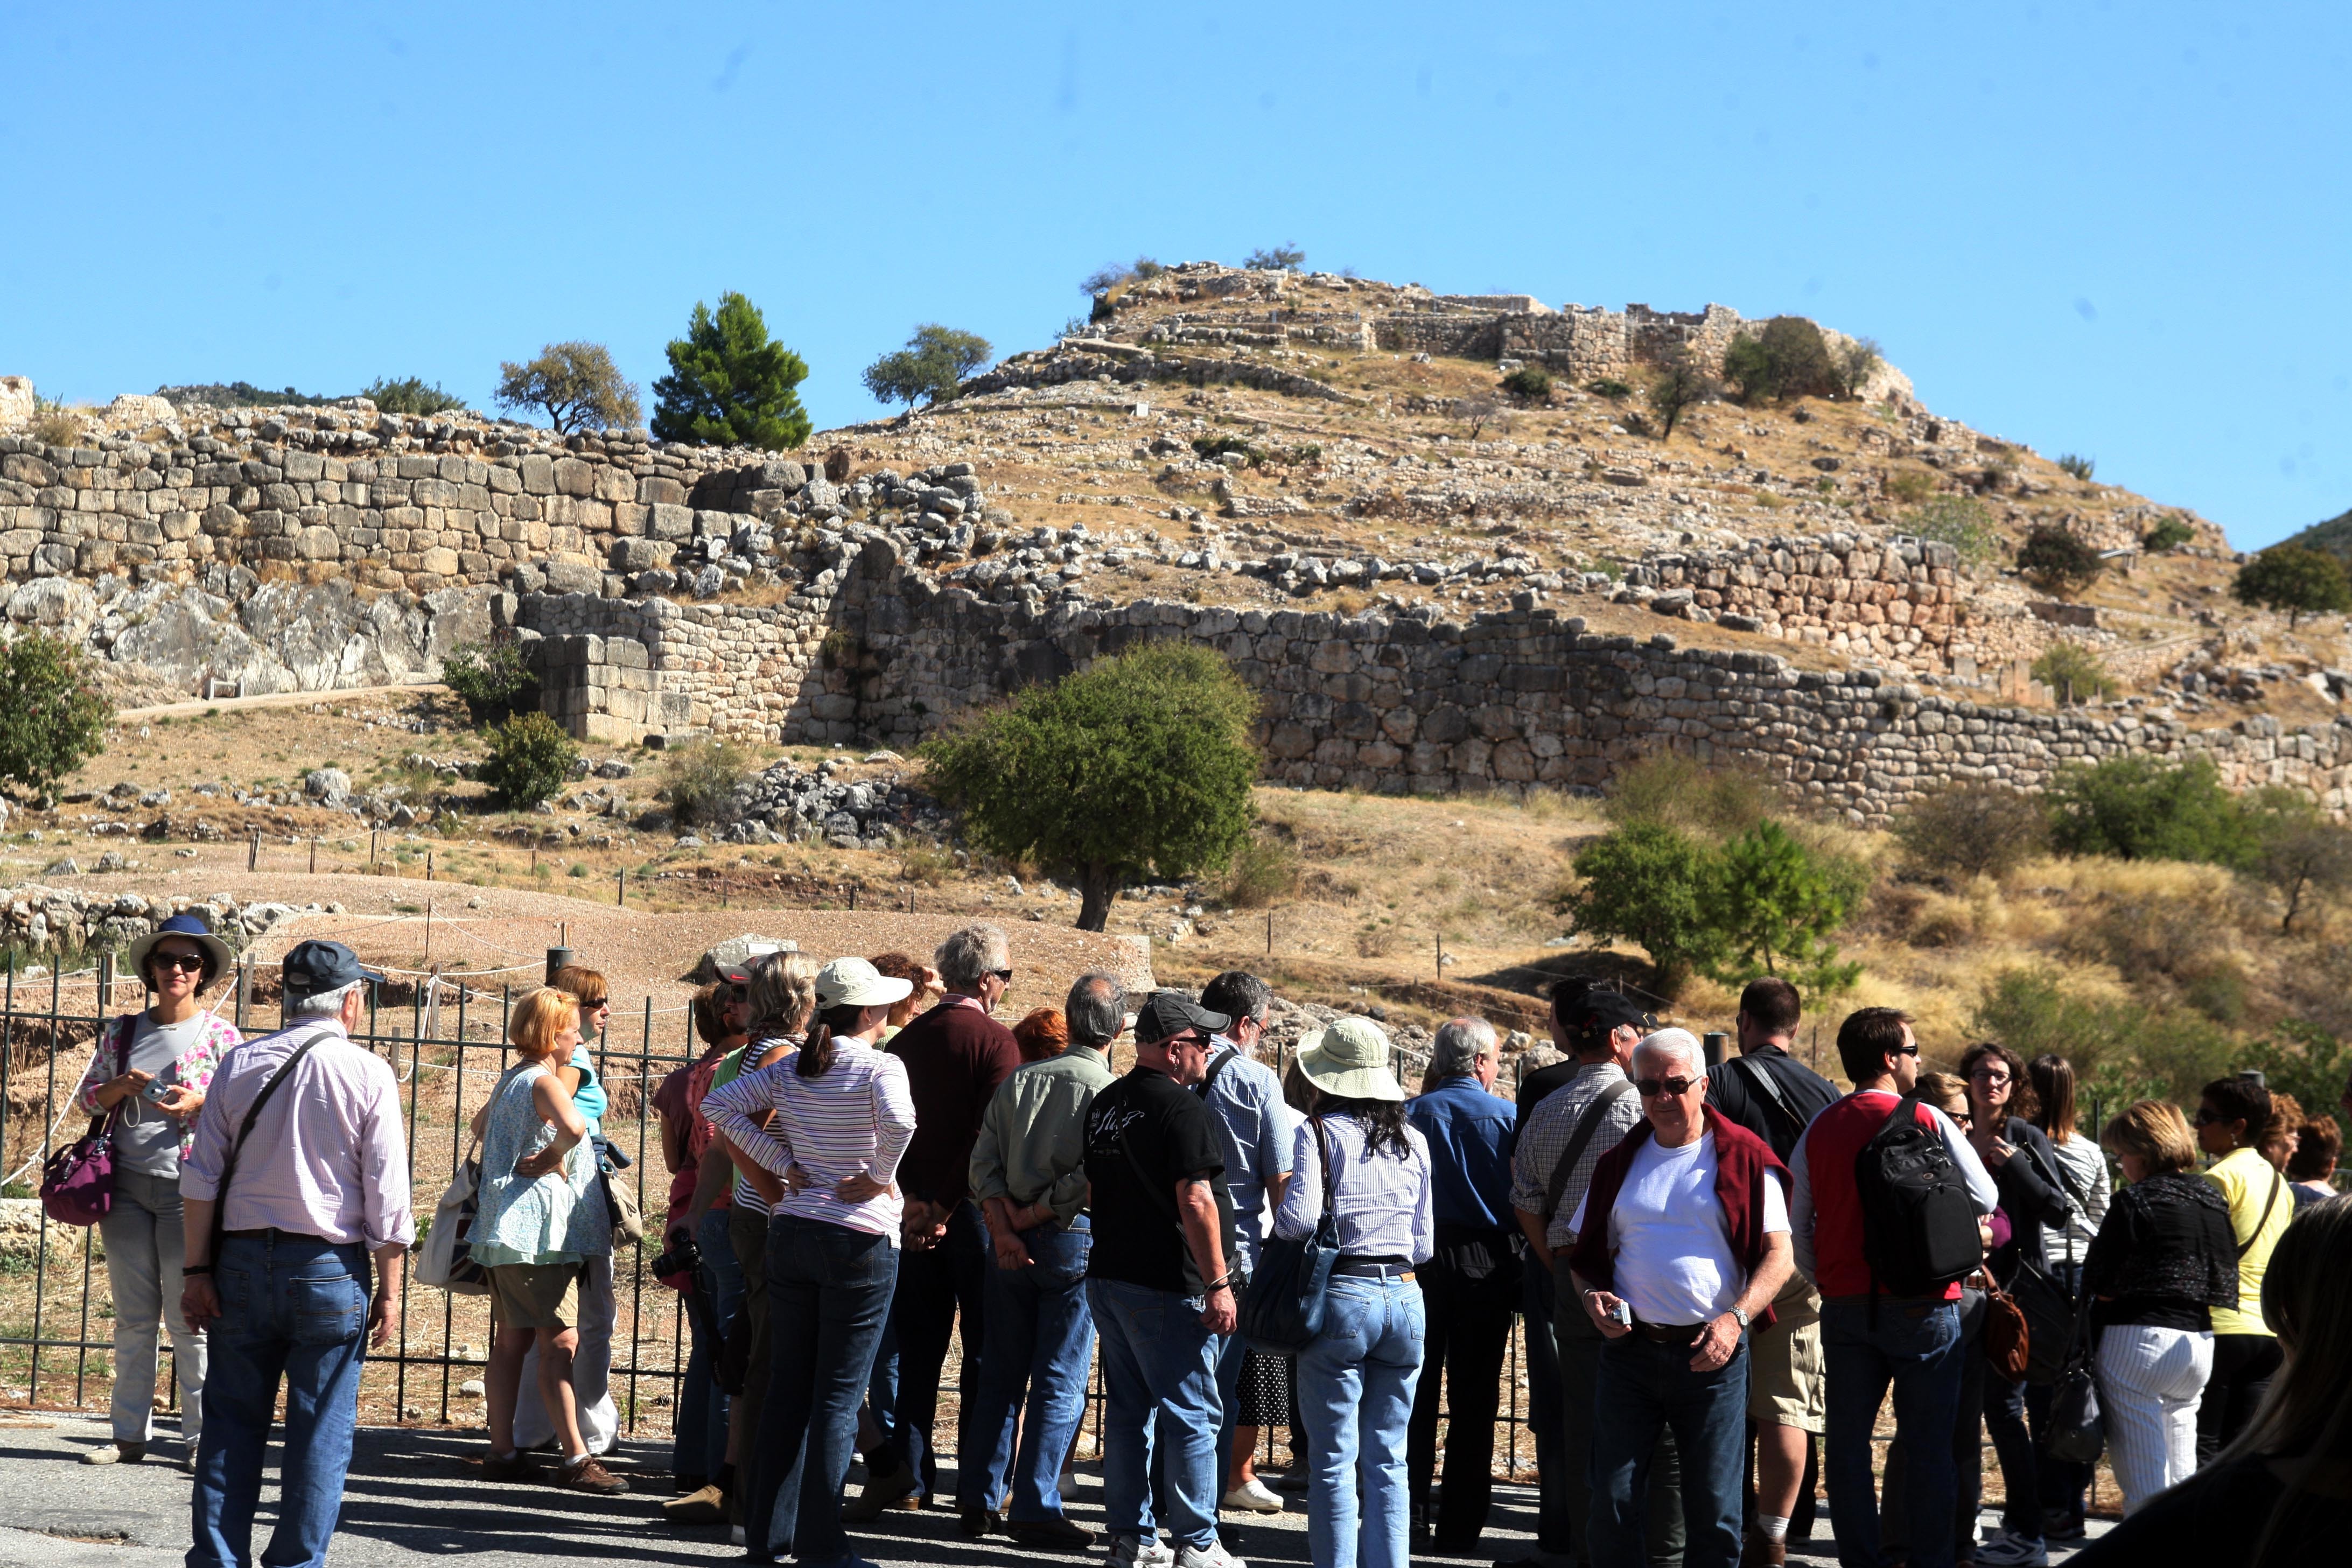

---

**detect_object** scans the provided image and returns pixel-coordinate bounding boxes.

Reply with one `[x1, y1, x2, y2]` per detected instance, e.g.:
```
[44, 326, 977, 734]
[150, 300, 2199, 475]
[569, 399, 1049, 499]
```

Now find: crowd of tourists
[48, 916, 2352, 1568]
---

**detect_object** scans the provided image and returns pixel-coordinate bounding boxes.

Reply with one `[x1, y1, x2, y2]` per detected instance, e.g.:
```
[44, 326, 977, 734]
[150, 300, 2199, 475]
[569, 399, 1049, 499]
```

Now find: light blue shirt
[1199, 1040, 1294, 1271]
[1275, 1112, 1435, 1264]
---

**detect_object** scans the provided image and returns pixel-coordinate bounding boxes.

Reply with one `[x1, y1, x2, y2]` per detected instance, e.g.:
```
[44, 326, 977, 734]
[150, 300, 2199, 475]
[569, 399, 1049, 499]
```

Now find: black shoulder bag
[205, 1027, 334, 1264]
[1238, 1117, 1337, 1353]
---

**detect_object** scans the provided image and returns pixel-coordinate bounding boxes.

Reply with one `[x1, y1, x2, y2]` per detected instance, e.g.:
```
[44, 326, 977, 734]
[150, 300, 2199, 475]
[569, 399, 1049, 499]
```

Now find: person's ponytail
[794, 1002, 867, 1077]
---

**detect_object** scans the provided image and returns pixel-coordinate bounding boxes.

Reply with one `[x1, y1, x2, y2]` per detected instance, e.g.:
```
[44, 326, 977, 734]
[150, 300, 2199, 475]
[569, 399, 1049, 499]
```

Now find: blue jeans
[188, 1233, 370, 1568]
[1296, 1273, 1427, 1568]
[1090, 1278, 1224, 1553]
[965, 1218, 1094, 1521]
[1590, 1333, 1749, 1568]
[745, 1215, 899, 1565]
[1822, 1299, 1965, 1568]
[676, 1205, 745, 1479]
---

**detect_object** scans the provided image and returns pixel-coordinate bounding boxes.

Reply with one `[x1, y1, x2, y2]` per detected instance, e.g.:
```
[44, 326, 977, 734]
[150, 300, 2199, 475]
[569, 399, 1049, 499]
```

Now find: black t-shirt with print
[1083, 1065, 1237, 1295]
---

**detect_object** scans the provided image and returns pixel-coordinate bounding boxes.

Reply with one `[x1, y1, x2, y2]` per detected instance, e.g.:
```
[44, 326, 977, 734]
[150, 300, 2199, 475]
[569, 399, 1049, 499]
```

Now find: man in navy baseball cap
[277, 941, 386, 1006]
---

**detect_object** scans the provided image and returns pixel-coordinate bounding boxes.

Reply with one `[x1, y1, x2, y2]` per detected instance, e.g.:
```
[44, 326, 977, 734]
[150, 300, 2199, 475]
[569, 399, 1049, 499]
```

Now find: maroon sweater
[888, 997, 1020, 1208]
[1567, 1106, 1791, 1331]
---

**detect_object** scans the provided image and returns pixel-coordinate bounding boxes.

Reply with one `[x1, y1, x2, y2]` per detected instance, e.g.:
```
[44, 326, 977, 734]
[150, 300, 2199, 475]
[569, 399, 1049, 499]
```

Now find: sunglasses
[990, 969, 1014, 984]
[1634, 1075, 1697, 1098]
[2193, 1108, 2228, 1126]
[150, 953, 207, 975]
[1159, 1031, 1209, 1051]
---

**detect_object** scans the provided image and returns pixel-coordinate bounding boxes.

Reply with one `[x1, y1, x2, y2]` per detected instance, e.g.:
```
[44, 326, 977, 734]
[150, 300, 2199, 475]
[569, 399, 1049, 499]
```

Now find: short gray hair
[1430, 1016, 1497, 1079]
[935, 923, 1011, 991]
[1066, 971, 1127, 1048]
[1633, 1027, 1704, 1078]
[286, 979, 363, 1021]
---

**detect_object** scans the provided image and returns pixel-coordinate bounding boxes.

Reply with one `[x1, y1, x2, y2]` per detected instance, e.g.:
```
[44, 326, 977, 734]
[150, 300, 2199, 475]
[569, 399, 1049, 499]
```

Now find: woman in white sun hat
[705, 956, 916, 1567]
[1273, 1015, 1435, 1568]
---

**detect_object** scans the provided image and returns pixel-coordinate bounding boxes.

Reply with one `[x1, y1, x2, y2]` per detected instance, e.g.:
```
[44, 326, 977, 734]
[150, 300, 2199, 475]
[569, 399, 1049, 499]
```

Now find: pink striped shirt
[703, 1039, 916, 1243]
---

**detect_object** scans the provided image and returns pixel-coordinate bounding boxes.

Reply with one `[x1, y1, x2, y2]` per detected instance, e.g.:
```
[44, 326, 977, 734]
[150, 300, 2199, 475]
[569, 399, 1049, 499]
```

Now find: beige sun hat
[1297, 1015, 1405, 1103]
[814, 956, 914, 1011]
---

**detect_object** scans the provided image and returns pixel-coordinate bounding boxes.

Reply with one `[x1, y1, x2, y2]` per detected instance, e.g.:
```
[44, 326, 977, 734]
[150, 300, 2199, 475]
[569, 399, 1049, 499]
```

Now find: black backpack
[1853, 1094, 1984, 1299]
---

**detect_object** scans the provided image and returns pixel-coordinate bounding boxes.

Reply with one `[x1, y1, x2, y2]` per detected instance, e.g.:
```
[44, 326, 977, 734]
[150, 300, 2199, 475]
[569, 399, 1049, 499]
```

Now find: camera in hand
[650, 1230, 702, 1279]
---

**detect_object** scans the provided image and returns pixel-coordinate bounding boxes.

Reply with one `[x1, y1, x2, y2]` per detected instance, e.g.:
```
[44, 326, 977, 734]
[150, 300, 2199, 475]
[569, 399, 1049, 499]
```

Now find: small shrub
[2143, 515, 2194, 552]
[661, 739, 753, 828]
[30, 400, 85, 446]
[1906, 495, 2000, 566]
[1243, 243, 1305, 272]
[1586, 377, 1634, 400]
[1604, 753, 1779, 840]
[1892, 782, 2049, 881]
[1721, 317, 1840, 404]
[363, 376, 465, 416]
[440, 639, 538, 724]
[1192, 435, 1264, 466]
[1355, 923, 1399, 958]
[494, 342, 641, 433]
[1081, 256, 1165, 296]
[2045, 755, 2256, 867]
[568, 862, 589, 878]
[1284, 443, 1324, 465]
[0, 632, 111, 800]
[2018, 523, 2105, 597]
[896, 837, 956, 886]
[2032, 640, 2118, 705]
[1835, 337, 1883, 398]
[1500, 366, 1553, 401]
[2056, 453, 2096, 482]
[1220, 834, 1301, 908]
[2234, 543, 2352, 627]
[477, 712, 578, 811]
[1886, 469, 1938, 505]
[1647, 347, 1720, 441]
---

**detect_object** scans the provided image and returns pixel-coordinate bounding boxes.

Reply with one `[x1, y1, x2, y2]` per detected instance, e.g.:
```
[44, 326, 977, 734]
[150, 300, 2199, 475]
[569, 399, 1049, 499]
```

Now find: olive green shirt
[969, 1042, 1116, 1228]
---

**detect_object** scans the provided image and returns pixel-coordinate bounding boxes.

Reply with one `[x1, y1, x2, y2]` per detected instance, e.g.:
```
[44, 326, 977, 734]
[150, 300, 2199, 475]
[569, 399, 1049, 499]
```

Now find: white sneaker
[1221, 1478, 1283, 1514]
[1108, 1536, 1176, 1568]
[1173, 1543, 1248, 1568]
[1975, 1528, 2048, 1567]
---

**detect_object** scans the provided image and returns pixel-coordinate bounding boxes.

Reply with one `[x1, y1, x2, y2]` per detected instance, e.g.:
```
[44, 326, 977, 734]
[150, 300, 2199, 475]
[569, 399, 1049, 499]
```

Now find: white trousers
[2094, 1323, 2211, 1514]
[514, 1253, 618, 1454]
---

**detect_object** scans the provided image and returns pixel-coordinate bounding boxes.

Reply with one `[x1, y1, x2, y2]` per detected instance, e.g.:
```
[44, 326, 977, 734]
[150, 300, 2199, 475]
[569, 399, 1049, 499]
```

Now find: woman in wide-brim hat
[70, 913, 242, 1466]
[1274, 1016, 1436, 1568]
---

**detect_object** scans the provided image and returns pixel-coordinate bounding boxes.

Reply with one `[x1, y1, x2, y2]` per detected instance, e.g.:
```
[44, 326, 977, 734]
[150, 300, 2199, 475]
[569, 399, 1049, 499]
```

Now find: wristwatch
[1728, 1306, 1751, 1330]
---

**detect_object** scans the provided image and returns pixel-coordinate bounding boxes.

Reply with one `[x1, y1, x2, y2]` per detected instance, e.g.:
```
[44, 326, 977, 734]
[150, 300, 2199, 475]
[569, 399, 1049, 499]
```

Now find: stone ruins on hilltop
[5, 262, 2344, 824]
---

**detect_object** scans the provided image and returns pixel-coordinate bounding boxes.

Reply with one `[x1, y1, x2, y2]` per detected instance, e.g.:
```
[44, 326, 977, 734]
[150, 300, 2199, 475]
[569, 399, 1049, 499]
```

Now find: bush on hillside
[2057, 453, 2096, 482]
[1586, 378, 1634, 400]
[1220, 832, 1302, 908]
[1558, 823, 1720, 994]
[494, 342, 641, 433]
[2018, 524, 2105, 597]
[1721, 317, 1841, 404]
[1648, 345, 1721, 442]
[923, 643, 1258, 932]
[1500, 366, 1553, 401]
[1886, 469, 1939, 506]
[1698, 820, 1864, 995]
[441, 639, 538, 724]
[1243, 244, 1306, 272]
[0, 632, 111, 801]
[1835, 337, 1883, 399]
[2251, 807, 2352, 935]
[1081, 256, 1165, 296]
[363, 376, 466, 416]
[862, 325, 993, 412]
[477, 711, 578, 811]
[1906, 494, 2000, 566]
[2143, 515, 2195, 552]
[650, 291, 810, 450]
[1602, 753, 1780, 840]
[2234, 543, 2352, 627]
[661, 738, 753, 828]
[2045, 755, 2257, 867]
[1892, 781, 2049, 882]
[2032, 640, 2117, 705]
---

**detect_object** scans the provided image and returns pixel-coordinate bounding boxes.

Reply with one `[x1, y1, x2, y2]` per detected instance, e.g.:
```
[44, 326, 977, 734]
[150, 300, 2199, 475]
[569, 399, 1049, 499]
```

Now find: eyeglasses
[150, 953, 207, 975]
[1634, 1075, 1697, 1098]
[1968, 1067, 2011, 1085]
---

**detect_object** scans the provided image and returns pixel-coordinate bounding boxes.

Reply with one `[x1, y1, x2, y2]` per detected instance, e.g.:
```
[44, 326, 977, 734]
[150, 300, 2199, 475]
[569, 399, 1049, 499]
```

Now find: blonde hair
[746, 952, 820, 1041]
[1915, 1070, 1969, 1119]
[508, 988, 580, 1062]
[2220, 1196, 2352, 1563]
[2101, 1098, 2200, 1175]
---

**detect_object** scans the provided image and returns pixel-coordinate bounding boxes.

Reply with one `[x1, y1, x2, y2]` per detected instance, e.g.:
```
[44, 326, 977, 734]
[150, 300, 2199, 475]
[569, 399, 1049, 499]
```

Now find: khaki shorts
[1749, 1292, 1826, 1433]
[487, 1262, 580, 1329]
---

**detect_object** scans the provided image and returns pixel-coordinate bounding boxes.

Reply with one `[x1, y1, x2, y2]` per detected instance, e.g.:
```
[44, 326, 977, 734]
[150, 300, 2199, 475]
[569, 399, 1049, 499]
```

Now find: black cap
[712, 963, 753, 986]
[1135, 991, 1232, 1044]
[1567, 988, 1654, 1046]
[281, 940, 386, 1000]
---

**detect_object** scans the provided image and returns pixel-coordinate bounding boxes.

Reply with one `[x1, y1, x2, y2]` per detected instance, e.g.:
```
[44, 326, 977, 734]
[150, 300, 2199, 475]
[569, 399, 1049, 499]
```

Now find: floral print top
[72, 1009, 244, 1162]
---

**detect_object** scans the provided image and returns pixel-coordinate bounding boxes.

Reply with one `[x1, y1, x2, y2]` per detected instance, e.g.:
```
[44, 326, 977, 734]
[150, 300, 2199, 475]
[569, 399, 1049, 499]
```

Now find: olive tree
[923, 644, 1259, 930]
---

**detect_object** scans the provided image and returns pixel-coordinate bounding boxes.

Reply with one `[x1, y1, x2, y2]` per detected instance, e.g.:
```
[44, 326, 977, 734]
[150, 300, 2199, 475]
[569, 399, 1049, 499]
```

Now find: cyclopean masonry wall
[516, 551, 2352, 825]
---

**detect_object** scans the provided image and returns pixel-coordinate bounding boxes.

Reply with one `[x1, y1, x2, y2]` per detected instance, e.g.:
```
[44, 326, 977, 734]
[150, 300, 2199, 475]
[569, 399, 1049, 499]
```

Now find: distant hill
[2283, 505, 2352, 561]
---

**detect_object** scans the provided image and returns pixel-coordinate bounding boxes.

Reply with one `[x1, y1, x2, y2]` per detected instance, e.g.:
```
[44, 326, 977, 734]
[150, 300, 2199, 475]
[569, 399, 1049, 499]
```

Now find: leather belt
[1333, 1258, 1416, 1280]
[1633, 1319, 1706, 1345]
[223, 1227, 331, 1242]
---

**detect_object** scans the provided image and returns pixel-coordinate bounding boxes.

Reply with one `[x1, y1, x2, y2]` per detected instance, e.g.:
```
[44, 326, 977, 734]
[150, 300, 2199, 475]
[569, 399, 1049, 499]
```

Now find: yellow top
[2204, 1146, 2289, 1338]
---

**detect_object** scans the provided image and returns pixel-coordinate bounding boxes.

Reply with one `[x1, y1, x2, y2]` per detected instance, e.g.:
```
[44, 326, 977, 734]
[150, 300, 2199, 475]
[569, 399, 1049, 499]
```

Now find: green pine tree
[650, 291, 811, 450]
[1698, 821, 1863, 996]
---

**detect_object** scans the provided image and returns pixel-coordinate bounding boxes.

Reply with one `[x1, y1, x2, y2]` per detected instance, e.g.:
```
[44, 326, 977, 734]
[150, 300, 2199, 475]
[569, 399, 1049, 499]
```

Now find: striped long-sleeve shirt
[704, 1039, 917, 1244]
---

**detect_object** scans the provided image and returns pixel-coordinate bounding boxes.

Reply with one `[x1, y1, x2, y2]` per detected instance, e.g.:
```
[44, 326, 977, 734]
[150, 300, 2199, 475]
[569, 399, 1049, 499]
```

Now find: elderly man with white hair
[1568, 1028, 1796, 1568]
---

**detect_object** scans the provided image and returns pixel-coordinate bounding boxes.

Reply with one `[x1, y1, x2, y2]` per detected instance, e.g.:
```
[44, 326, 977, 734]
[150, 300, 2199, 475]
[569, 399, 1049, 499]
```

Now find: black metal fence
[0, 956, 1545, 1477]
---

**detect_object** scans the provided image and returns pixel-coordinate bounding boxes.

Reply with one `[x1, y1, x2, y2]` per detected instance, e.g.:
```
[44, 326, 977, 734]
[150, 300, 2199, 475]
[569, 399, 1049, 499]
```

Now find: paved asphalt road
[0, 1412, 2111, 1567]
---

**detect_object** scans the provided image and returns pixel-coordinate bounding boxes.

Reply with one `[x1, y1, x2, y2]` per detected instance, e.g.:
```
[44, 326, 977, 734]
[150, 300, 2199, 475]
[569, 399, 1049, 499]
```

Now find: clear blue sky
[5, 3, 2346, 547]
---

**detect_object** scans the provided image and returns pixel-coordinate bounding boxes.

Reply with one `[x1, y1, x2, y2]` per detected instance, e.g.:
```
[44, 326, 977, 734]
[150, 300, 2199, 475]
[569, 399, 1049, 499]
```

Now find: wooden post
[427, 850, 434, 882]
[97, 951, 115, 1012]
[1435, 932, 1443, 984]
[531, 848, 538, 875]
[425, 899, 433, 962]
[235, 957, 252, 1031]
[850, 885, 858, 912]
[1266, 911, 1274, 957]
[616, 869, 626, 907]
[248, 831, 259, 872]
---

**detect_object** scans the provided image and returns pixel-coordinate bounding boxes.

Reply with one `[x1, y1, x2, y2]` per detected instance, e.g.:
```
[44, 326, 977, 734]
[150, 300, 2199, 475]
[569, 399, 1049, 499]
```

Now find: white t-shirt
[1571, 1130, 1789, 1325]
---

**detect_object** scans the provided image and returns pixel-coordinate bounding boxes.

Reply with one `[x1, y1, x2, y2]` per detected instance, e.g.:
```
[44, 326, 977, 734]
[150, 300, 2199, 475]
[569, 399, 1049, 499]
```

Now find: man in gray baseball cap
[180, 940, 408, 1568]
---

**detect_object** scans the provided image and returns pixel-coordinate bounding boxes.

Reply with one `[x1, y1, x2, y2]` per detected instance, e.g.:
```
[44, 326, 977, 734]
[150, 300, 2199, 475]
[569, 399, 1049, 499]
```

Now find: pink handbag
[40, 1104, 120, 1226]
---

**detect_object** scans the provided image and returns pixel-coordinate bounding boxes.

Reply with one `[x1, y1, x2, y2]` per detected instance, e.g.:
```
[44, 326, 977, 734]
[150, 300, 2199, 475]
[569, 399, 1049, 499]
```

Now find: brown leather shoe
[1741, 1534, 1787, 1568]
[663, 1482, 729, 1524]
[480, 1450, 530, 1483]
[556, 1456, 628, 1495]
